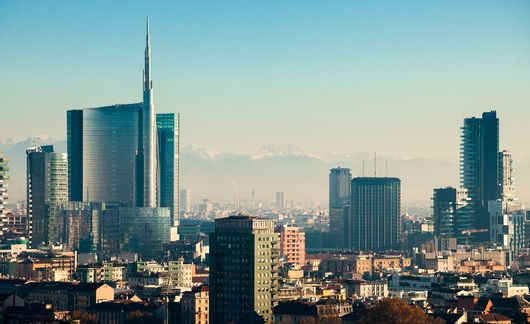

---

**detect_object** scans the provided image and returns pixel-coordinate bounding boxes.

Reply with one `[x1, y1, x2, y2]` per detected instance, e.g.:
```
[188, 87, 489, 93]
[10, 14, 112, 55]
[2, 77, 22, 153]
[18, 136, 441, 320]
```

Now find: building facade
[26, 145, 68, 247]
[489, 199, 525, 261]
[117, 207, 171, 260]
[67, 103, 142, 205]
[181, 285, 209, 324]
[433, 187, 468, 238]
[210, 215, 279, 323]
[275, 192, 285, 210]
[0, 153, 8, 235]
[350, 177, 401, 251]
[460, 111, 501, 239]
[278, 225, 305, 266]
[157, 113, 179, 227]
[329, 167, 351, 248]
[179, 189, 191, 215]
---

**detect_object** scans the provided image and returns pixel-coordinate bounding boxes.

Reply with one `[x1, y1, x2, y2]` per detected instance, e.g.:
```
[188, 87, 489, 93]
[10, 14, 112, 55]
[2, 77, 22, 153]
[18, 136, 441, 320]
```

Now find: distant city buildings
[329, 167, 351, 248]
[179, 188, 191, 215]
[0, 153, 8, 234]
[498, 150, 515, 199]
[26, 145, 68, 247]
[210, 215, 279, 323]
[489, 199, 525, 261]
[276, 191, 285, 209]
[350, 177, 401, 251]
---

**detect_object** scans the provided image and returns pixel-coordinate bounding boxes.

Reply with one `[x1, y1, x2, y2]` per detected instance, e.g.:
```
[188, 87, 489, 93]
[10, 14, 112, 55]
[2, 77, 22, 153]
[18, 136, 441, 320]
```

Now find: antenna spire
[362, 160, 365, 177]
[374, 151, 377, 177]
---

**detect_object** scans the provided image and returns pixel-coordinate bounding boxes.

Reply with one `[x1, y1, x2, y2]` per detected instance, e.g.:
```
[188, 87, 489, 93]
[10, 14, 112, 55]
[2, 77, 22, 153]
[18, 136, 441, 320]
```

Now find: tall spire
[141, 16, 157, 208]
[144, 16, 151, 95]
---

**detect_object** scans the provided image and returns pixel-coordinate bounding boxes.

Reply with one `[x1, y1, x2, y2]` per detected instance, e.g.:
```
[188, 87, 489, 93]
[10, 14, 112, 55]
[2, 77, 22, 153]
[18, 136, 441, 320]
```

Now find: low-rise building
[351, 280, 388, 299]
[181, 285, 209, 324]
[168, 258, 193, 290]
[20, 282, 114, 313]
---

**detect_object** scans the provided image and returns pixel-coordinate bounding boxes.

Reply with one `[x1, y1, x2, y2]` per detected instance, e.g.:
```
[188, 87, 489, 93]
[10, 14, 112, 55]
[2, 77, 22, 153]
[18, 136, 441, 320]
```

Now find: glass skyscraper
[26, 145, 68, 247]
[329, 167, 351, 248]
[67, 21, 178, 215]
[350, 177, 401, 251]
[67, 104, 142, 205]
[157, 113, 179, 226]
[460, 110, 501, 238]
[118, 207, 171, 260]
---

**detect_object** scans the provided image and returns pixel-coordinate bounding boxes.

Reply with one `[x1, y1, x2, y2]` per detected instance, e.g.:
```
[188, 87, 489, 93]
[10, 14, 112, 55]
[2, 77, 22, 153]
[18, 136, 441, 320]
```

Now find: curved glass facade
[81, 104, 142, 204]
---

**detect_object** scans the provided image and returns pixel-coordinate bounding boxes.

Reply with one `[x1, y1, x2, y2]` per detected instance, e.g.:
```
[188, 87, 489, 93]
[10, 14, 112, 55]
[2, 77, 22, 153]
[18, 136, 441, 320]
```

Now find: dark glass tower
[329, 167, 351, 248]
[157, 113, 179, 226]
[460, 110, 500, 237]
[433, 187, 457, 237]
[350, 177, 401, 251]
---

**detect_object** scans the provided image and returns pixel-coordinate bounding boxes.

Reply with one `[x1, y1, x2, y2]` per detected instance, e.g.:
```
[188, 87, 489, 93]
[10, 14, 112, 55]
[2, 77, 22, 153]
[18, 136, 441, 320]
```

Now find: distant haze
[3, 137, 530, 208]
[1, 2, 530, 207]
[1, 2, 530, 160]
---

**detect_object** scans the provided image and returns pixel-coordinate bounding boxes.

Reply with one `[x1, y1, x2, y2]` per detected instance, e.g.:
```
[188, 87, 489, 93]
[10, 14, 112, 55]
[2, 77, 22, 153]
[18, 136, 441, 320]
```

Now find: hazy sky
[1, 1, 530, 161]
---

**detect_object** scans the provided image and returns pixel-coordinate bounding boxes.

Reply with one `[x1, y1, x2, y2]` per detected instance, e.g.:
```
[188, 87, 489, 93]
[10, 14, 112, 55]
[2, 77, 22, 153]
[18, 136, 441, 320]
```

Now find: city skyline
[2, 3, 530, 322]
[1, 1, 530, 162]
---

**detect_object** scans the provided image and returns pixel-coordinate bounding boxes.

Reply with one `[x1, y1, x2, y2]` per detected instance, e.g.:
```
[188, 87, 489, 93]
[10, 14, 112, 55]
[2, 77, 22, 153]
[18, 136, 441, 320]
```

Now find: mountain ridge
[2, 137, 529, 207]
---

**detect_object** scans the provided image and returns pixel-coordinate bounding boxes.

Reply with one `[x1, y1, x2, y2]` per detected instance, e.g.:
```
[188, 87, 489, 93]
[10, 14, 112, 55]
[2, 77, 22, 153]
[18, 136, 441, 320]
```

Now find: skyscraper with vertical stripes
[67, 19, 178, 214]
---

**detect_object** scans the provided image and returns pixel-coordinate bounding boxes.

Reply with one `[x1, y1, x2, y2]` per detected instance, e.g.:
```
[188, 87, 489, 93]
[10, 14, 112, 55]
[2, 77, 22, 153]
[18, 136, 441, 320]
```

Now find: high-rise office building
[179, 189, 191, 215]
[275, 191, 285, 210]
[329, 167, 351, 248]
[157, 113, 179, 226]
[210, 215, 279, 323]
[26, 145, 68, 247]
[460, 111, 501, 236]
[68, 20, 176, 212]
[0, 153, 8, 235]
[67, 103, 142, 204]
[350, 177, 401, 251]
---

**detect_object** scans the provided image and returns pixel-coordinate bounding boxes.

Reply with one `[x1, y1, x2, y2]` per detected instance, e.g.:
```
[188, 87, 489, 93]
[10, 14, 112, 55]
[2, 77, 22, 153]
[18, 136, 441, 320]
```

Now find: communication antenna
[386, 159, 388, 177]
[362, 160, 365, 177]
[374, 151, 377, 177]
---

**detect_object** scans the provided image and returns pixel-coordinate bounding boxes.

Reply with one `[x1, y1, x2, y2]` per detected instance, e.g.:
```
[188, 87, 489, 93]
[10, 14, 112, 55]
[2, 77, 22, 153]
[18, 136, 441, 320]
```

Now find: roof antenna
[362, 160, 365, 177]
[374, 151, 377, 177]
[386, 159, 388, 177]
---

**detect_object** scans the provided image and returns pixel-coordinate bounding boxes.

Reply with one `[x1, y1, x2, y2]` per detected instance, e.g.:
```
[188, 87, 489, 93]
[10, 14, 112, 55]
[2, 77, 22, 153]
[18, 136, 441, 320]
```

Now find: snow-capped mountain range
[3, 137, 530, 207]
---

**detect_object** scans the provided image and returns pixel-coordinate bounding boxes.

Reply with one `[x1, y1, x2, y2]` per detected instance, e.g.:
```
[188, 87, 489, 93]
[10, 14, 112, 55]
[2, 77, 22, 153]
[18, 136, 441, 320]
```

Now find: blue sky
[1, 0, 530, 160]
